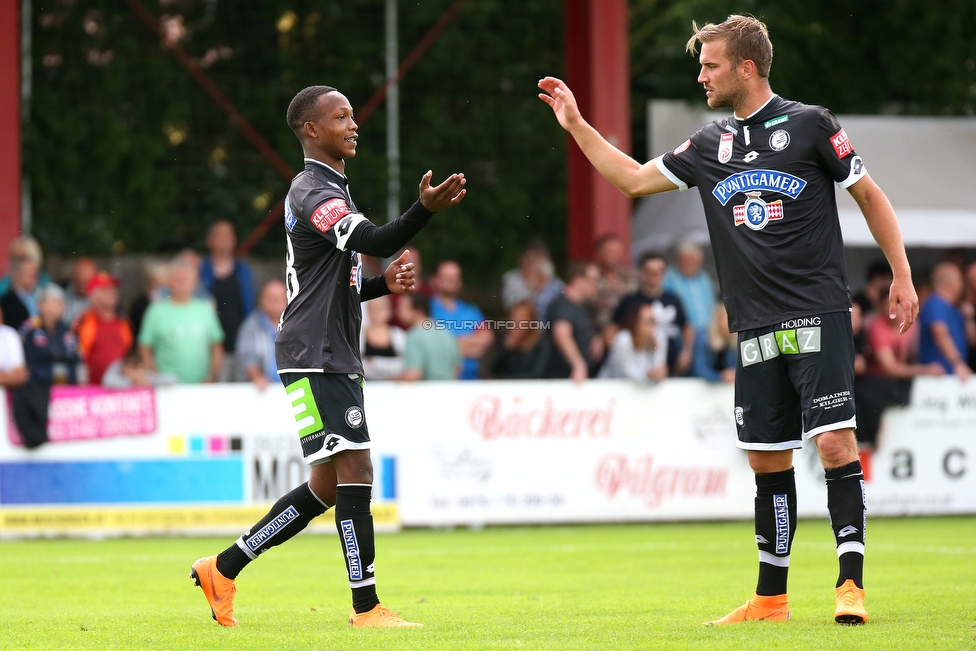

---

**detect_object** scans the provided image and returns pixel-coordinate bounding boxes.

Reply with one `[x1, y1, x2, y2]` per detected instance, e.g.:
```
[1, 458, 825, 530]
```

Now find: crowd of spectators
[3, 227, 975, 410]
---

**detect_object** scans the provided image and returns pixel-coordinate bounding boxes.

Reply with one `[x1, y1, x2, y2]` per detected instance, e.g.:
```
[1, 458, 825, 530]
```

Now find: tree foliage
[25, 0, 566, 281]
[23, 0, 976, 281]
[630, 0, 976, 158]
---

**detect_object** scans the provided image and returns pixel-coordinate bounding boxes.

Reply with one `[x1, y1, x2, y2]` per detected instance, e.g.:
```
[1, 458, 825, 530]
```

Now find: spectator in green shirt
[138, 256, 224, 383]
[397, 293, 460, 381]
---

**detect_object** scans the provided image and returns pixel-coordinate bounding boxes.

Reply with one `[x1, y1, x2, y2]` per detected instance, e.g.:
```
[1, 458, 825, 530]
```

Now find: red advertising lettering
[594, 453, 728, 509]
[467, 394, 615, 440]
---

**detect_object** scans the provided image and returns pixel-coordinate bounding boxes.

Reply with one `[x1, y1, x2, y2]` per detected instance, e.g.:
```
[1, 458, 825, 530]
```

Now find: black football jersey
[276, 158, 372, 374]
[655, 95, 867, 332]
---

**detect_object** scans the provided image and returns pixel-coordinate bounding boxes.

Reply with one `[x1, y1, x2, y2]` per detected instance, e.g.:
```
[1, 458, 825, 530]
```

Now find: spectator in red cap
[74, 271, 133, 385]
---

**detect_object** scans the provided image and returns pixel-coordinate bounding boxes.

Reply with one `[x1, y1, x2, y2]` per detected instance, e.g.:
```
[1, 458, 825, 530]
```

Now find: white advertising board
[1, 377, 973, 537]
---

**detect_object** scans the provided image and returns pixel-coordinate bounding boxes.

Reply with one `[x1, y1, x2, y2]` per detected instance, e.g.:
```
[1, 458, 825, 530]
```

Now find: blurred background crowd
[2, 223, 974, 437]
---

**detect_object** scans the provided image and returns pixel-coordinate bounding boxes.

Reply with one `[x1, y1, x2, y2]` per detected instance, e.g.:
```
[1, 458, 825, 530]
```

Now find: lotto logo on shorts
[340, 519, 363, 581]
[773, 494, 790, 554]
[739, 325, 821, 367]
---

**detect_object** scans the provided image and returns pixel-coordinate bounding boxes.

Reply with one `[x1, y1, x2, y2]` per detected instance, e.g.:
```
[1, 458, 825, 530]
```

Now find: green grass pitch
[1, 517, 974, 650]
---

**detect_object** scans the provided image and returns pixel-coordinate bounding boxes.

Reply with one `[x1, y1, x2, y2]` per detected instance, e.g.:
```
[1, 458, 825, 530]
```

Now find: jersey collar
[734, 93, 779, 122]
[304, 158, 346, 179]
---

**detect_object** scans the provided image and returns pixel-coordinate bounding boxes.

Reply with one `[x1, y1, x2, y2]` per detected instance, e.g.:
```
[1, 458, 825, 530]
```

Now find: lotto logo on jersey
[673, 139, 691, 155]
[717, 132, 734, 164]
[310, 198, 351, 233]
[733, 192, 783, 230]
[831, 128, 853, 158]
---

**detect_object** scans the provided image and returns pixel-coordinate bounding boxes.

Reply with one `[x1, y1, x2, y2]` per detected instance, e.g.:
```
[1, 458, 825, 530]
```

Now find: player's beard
[709, 78, 749, 113]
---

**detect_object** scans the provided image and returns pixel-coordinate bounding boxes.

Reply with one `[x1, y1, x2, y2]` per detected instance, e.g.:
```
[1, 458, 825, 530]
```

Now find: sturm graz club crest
[733, 191, 784, 231]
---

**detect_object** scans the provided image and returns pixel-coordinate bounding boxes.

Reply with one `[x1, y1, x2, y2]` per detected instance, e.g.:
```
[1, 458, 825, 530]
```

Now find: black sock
[754, 468, 797, 596]
[216, 482, 330, 580]
[335, 484, 379, 613]
[825, 460, 866, 589]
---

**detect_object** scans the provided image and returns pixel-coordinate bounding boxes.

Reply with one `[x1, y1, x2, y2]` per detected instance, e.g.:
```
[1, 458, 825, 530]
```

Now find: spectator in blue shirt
[200, 221, 256, 381]
[918, 261, 975, 381]
[235, 280, 287, 390]
[430, 260, 492, 379]
[663, 240, 715, 377]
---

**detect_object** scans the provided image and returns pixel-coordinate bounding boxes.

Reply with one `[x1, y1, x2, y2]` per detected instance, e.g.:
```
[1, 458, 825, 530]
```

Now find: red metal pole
[564, 0, 631, 262]
[0, 1, 21, 272]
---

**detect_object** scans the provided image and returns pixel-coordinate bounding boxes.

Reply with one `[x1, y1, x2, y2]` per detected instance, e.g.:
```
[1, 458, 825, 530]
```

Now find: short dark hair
[637, 251, 665, 268]
[409, 292, 431, 316]
[566, 261, 596, 282]
[286, 85, 337, 139]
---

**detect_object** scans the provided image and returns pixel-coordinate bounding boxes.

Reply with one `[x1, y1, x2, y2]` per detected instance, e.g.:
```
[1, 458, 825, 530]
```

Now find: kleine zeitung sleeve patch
[830, 129, 853, 158]
[310, 198, 351, 233]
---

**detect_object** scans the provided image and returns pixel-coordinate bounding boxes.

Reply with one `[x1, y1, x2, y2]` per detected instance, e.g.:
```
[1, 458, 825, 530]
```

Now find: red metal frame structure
[564, 0, 632, 262]
[0, 1, 631, 265]
[0, 1, 20, 274]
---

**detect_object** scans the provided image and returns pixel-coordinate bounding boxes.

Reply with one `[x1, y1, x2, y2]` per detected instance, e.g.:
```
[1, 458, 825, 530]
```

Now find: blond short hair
[686, 14, 773, 78]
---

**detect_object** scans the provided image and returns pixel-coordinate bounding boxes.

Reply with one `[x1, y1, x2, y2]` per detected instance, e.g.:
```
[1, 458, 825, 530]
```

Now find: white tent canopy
[633, 103, 976, 256]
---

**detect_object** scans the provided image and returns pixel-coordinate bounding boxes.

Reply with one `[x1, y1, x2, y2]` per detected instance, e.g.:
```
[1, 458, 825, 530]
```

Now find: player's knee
[747, 450, 793, 474]
[333, 449, 374, 485]
[815, 430, 858, 468]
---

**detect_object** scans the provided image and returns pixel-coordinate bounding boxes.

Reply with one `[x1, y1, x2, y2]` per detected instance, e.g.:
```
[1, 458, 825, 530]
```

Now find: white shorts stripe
[737, 439, 803, 451]
[758, 551, 791, 567]
[805, 417, 857, 439]
[837, 541, 865, 557]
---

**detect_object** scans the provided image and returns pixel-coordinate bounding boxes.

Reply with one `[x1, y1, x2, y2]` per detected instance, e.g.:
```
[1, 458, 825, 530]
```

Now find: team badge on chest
[733, 191, 783, 230]
[718, 132, 734, 164]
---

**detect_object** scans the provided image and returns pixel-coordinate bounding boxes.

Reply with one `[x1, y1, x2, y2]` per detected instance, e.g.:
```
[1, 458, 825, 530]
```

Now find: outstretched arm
[847, 175, 918, 334]
[538, 77, 677, 198]
[347, 171, 467, 258]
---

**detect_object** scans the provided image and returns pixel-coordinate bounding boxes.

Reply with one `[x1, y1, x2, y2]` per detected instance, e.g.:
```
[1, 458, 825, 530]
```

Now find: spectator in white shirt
[598, 302, 667, 382]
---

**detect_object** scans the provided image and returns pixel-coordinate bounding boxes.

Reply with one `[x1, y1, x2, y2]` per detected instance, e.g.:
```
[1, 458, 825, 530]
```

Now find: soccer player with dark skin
[190, 87, 464, 628]
[540, 15, 918, 626]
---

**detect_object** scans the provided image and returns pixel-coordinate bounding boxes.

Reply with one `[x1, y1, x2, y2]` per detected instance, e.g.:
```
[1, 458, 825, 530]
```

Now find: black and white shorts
[733, 311, 857, 451]
[280, 372, 370, 465]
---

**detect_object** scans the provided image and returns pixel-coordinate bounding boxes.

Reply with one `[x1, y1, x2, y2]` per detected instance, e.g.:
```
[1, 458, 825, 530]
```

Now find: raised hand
[419, 171, 466, 212]
[538, 76, 583, 131]
[384, 249, 417, 294]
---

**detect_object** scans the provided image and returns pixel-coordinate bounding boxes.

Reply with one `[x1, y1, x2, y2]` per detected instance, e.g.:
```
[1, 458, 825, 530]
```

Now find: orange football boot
[834, 579, 868, 625]
[704, 593, 790, 626]
[349, 604, 422, 628]
[190, 555, 238, 627]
